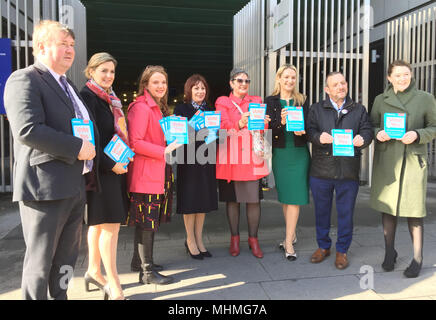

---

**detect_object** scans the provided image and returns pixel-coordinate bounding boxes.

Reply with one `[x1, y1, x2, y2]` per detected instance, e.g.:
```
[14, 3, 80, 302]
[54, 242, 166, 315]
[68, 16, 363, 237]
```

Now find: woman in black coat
[80, 53, 129, 300]
[174, 74, 218, 259]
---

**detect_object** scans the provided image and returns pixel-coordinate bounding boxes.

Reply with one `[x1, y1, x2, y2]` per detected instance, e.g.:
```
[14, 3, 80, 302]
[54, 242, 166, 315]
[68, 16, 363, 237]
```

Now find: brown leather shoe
[335, 252, 349, 270]
[310, 248, 331, 263]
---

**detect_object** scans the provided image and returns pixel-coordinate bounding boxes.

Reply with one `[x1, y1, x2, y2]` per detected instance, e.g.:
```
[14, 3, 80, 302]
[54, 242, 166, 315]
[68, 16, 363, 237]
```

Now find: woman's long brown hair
[138, 65, 170, 117]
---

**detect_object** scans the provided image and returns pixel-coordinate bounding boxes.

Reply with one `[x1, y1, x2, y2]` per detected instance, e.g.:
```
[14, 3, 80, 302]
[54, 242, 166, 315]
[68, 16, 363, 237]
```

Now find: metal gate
[234, 0, 371, 182]
[385, 4, 436, 177]
[0, 0, 87, 192]
[233, 0, 265, 97]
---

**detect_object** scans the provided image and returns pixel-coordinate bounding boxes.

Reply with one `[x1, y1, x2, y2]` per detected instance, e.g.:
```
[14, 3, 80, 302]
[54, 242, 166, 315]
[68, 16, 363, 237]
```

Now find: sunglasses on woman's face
[232, 78, 251, 84]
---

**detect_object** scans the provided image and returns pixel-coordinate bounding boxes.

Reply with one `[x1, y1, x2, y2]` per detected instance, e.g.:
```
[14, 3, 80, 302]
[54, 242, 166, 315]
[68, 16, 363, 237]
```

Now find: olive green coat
[370, 80, 436, 217]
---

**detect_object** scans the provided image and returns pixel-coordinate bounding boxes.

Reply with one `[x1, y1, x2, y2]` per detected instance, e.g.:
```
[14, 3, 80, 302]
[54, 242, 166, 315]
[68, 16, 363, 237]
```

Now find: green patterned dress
[272, 99, 310, 205]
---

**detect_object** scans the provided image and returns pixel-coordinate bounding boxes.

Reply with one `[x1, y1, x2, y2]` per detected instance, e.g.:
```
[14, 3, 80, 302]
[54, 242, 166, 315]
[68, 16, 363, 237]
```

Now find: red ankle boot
[248, 237, 263, 258]
[229, 235, 240, 256]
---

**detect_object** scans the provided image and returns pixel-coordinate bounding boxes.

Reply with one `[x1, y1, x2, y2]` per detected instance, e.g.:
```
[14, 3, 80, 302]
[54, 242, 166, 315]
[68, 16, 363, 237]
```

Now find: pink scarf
[86, 80, 129, 146]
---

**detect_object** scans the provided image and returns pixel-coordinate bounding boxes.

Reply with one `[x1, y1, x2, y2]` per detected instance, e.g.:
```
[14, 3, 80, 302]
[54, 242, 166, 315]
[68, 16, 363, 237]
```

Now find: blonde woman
[265, 65, 310, 261]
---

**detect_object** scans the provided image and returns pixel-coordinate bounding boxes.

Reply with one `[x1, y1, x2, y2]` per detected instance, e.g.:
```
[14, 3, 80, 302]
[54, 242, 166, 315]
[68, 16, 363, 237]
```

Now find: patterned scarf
[86, 79, 129, 146]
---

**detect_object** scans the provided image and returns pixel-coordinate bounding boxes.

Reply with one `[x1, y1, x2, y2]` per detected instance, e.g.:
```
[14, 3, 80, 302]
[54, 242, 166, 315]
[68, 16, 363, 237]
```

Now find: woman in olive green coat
[370, 60, 436, 278]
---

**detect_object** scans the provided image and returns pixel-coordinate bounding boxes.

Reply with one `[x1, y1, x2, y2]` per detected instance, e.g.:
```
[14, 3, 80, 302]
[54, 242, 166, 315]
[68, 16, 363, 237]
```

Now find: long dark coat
[173, 103, 218, 214]
[80, 86, 128, 225]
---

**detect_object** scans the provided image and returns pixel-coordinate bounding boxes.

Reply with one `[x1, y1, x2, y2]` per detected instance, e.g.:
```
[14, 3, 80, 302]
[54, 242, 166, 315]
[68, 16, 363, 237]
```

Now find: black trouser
[19, 189, 86, 300]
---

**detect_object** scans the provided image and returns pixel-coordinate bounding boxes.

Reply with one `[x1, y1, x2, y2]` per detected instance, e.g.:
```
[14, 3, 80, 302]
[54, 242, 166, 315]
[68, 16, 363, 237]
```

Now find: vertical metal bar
[394, 19, 399, 61]
[426, 8, 431, 93]
[249, 1, 252, 91]
[309, 0, 314, 105]
[303, 0, 307, 96]
[33, 0, 41, 28]
[411, 13, 416, 67]
[296, 0, 301, 75]
[343, 0, 347, 78]
[362, 0, 370, 107]
[420, 11, 426, 89]
[24, 0, 29, 67]
[16, 0, 20, 70]
[349, 0, 354, 100]
[316, 0, 321, 102]
[7, 0, 11, 39]
[323, 0, 328, 100]
[406, 15, 410, 63]
[417, 11, 422, 88]
[52, 0, 56, 20]
[336, 0, 341, 71]
[399, 17, 403, 60]
[386, 20, 390, 83]
[355, 1, 360, 101]
[431, 7, 436, 96]
[389, 21, 394, 64]
[261, 0, 265, 98]
[330, 0, 334, 72]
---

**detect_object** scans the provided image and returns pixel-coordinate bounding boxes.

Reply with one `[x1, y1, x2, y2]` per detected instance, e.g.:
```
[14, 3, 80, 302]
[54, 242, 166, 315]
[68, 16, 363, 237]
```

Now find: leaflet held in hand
[285, 106, 305, 132]
[204, 111, 221, 144]
[160, 116, 189, 144]
[188, 110, 205, 131]
[71, 118, 95, 145]
[384, 113, 406, 139]
[248, 103, 266, 130]
[332, 129, 354, 157]
[104, 134, 135, 169]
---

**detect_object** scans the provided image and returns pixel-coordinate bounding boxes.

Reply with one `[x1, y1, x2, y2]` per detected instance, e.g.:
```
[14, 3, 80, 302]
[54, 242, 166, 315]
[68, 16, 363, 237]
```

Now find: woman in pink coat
[126, 65, 180, 285]
[216, 68, 270, 258]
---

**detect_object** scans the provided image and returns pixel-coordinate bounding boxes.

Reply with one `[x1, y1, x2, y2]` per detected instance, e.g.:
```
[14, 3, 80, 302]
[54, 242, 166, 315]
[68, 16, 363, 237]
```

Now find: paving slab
[261, 275, 382, 300]
[1, 184, 436, 300]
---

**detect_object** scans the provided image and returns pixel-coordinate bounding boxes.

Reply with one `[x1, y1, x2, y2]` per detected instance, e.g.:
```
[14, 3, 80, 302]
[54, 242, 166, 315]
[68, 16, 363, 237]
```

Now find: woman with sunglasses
[215, 68, 270, 258]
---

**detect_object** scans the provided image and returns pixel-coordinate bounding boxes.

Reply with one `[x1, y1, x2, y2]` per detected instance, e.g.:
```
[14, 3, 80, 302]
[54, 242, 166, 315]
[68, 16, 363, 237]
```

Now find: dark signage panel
[0, 39, 12, 115]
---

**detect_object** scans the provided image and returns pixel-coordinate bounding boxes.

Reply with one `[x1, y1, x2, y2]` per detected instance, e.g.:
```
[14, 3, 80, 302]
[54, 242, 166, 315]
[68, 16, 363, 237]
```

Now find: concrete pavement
[1, 184, 436, 300]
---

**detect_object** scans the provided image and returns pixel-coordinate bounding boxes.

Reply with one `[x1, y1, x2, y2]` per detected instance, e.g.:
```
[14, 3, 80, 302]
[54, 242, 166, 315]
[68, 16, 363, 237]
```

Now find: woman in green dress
[265, 65, 310, 261]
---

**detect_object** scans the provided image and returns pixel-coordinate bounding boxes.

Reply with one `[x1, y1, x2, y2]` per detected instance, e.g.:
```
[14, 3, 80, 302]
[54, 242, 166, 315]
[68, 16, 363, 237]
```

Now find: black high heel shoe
[381, 250, 398, 272]
[84, 272, 105, 292]
[185, 241, 203, 260]
[404, 259, 423, 278]
[200, 250, 212, 258]
[103, 284, 127, 300]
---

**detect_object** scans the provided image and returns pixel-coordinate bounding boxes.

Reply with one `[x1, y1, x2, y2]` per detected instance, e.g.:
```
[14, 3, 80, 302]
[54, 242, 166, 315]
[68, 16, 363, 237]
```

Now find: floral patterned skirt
[127, 165, 173, 231]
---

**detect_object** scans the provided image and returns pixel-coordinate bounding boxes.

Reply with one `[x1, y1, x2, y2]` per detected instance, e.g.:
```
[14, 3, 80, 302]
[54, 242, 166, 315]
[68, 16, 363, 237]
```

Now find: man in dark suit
[4, 20, 99, 300]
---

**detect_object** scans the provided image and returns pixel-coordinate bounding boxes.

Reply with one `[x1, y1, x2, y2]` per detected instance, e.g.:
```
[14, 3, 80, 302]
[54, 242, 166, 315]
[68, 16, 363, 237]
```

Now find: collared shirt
[39, 60, 91, 174]
[191, 100, 207, 111]
[330, 98, 346, 114]
[39, 60, 91, 121]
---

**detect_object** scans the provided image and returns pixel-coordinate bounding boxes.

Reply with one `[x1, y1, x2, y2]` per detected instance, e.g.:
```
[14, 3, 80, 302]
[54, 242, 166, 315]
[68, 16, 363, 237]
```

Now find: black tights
[382, 213, 423, 263]
[226, 202, 261, 238]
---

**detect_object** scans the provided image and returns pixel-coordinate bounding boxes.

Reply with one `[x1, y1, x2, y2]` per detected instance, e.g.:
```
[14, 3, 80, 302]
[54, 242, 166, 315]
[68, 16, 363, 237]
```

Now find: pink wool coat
[127, 91, 166, 194]
[215, 93, 269, 182]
